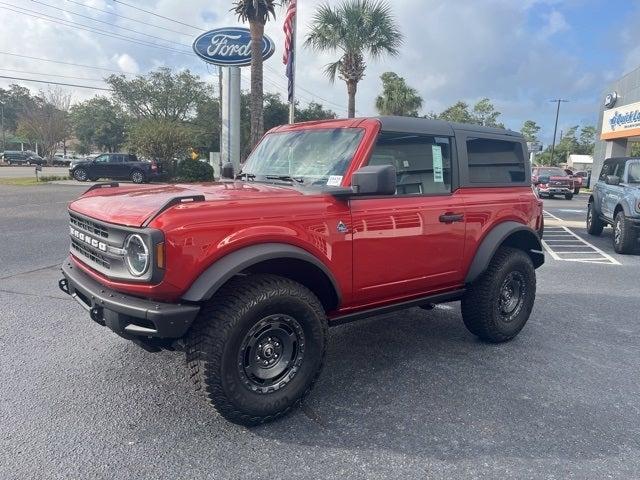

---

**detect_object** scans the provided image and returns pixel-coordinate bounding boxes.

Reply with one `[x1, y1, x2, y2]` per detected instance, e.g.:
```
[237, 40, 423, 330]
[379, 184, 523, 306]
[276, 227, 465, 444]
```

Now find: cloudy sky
[0, 0, 638, 144]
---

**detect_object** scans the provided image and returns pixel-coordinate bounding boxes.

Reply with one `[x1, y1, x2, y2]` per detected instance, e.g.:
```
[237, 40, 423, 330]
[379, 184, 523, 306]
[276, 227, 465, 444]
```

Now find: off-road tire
[130, 170, 145, 184]
[586, 201, 604, 236]
[186, 274, 328, 426]
[73, 168, 88, 181]
[461, 247, 536, 343]
[613, 211, 635, 254]
[565, 193, 574, 200]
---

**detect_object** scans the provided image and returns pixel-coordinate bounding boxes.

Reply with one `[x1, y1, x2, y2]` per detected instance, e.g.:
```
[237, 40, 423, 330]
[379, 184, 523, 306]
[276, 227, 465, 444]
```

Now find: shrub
[176, 159, 214, 182]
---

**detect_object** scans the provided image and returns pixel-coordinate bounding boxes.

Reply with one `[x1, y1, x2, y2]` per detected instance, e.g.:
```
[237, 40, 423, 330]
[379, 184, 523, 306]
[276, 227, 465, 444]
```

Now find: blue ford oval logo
[193, 27, 275, 67]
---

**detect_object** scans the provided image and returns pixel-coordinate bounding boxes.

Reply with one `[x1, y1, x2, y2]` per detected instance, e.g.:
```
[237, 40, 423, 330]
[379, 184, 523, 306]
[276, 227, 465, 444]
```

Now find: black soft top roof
[376, 116, 523, 138]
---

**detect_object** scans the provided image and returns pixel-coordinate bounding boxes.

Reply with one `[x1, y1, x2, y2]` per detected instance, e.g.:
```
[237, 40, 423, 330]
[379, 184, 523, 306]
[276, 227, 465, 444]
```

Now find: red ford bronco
[59, 117, 544, 425]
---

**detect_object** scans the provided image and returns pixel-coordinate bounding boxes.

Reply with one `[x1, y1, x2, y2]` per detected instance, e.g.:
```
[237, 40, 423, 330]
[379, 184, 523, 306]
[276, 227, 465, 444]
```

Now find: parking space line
[541, 211, 621, 265]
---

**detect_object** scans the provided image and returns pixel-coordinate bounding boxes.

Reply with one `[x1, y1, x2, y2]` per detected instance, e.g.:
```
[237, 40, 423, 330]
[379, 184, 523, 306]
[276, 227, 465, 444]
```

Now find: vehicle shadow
[251, 292, 640, 462]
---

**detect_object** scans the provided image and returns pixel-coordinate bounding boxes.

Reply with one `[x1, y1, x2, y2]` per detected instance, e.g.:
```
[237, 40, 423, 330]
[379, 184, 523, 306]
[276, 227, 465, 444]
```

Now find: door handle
[439, 213, 464, 223]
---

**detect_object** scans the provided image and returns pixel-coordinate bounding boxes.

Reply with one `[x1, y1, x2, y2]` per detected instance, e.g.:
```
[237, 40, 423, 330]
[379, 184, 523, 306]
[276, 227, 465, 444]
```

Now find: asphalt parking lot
[1, 185, 639, 479]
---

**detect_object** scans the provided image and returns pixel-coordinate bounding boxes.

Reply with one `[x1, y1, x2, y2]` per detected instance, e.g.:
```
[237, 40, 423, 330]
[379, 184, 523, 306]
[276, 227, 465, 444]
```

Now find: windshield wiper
[265, 175, 305, 184]
[235, 172, 256, 180]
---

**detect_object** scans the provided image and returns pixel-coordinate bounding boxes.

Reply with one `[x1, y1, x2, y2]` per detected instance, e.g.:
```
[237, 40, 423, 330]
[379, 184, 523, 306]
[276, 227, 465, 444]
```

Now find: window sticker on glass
[327, 175, 343, 186]
[432, 145, 444, 183]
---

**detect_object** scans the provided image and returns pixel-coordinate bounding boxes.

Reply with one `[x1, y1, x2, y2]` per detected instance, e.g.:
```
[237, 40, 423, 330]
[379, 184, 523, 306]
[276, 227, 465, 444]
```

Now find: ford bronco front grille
[71, 237, 111, 269]
[69, 213, 109, 239]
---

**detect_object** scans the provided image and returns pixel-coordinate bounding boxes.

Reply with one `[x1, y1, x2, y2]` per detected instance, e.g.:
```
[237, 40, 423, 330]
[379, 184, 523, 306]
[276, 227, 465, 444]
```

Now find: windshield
[241, 128, 365, 186]
[538, 168, 565, 176]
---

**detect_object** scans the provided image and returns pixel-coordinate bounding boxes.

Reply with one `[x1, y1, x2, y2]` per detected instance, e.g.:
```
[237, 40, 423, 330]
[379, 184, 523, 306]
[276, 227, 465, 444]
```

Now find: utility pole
[549, 99, 568, 165]
[0, 102, 5, 152]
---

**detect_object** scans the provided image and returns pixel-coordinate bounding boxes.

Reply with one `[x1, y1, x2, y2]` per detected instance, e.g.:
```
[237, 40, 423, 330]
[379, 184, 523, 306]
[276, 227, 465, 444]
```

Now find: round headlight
[124, 234, 149, 276]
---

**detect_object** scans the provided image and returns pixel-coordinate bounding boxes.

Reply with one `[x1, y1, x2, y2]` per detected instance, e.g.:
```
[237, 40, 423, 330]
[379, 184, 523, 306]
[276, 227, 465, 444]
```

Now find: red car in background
[532, 166, 575, 199]
[564, 169, 583, 195]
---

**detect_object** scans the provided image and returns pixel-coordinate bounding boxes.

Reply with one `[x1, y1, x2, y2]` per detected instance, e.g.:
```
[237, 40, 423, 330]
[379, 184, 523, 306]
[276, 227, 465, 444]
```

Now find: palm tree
[305, 0, 402, 118]
[233, 0, 276, 148]
[375, 72, 423, 117]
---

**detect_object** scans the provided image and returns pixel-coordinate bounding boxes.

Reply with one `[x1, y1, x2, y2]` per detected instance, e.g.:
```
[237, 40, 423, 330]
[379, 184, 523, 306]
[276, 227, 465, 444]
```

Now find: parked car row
[1, 150, 46, 166]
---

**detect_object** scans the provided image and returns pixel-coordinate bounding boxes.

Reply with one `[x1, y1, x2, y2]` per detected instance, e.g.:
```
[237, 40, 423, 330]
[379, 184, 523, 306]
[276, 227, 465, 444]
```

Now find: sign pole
[288, 16, 297, 124]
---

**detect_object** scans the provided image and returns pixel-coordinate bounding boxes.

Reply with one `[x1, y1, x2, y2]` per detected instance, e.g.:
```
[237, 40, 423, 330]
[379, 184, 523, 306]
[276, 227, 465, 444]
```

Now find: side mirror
[351, 165, 396, 195]
[605, 175, 620, 186]
[221, 161, 234, 179]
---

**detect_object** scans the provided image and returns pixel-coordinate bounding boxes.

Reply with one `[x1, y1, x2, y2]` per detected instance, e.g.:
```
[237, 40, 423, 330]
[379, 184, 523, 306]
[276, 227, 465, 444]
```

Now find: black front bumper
[59, 257, 200, 339]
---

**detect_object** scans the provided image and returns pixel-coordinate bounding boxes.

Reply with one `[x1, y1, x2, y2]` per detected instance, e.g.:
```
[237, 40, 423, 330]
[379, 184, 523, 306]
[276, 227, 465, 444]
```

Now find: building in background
[566, 154, 593, 171]
[593, 66, 640, 186]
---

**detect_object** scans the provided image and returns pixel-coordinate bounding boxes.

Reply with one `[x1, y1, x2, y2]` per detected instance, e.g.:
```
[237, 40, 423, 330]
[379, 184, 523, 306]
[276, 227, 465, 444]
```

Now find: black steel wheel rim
[238, 314, 305, 394]
[498, 271, 525, 321]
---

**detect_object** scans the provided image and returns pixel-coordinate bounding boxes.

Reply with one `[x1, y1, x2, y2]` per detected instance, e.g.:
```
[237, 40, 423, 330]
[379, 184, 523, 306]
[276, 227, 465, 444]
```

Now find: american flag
[282, 0, 297, 103]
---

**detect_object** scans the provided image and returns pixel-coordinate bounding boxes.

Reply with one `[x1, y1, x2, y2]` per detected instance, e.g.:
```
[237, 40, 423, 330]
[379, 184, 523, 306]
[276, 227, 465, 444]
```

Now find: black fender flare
[181, 243, 341, 303]
[465, 221, 544, 284]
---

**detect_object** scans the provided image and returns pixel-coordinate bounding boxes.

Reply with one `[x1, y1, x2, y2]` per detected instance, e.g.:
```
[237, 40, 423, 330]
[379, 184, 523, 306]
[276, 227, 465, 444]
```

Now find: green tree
[15, 92, 67, 159]
[127, 119, 191, 175]
[437, 101, 473, 124]
[71, 97, 127, 153]
[305, 0, 402, 118]
[189, 96, 221, 153]
[374, 72, 423, 117]
[296, 101, 336, 122]
[473, 98, 503, 127]
[106, 67, 207, 122]
[0, 85, 35, 134]
[577, 125, 596, 155]
[520, 120, 541, 142]
[233, 0, 278, 149]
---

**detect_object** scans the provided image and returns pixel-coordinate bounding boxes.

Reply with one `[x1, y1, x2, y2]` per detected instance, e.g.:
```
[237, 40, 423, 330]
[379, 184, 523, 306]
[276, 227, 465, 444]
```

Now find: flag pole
[288, 3, 297, 124]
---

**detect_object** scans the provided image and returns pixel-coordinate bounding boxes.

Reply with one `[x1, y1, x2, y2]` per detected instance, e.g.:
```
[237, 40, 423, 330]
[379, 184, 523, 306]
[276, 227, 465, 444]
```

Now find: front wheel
[186, 274, 327, 426]
[613, 211, 635, 254]
[461, 247, 536, 343]
[586, 202, 604, 236]
[565, 193, 574, 200]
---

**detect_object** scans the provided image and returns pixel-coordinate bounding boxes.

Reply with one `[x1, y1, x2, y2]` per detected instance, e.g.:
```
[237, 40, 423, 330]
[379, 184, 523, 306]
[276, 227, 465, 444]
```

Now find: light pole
[549, 99, 568, 165]
[0, 102, 5, 153]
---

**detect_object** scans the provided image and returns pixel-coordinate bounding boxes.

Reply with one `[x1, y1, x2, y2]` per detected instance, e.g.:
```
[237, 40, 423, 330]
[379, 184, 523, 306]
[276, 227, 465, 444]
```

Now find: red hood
[69, 181, 305, 227]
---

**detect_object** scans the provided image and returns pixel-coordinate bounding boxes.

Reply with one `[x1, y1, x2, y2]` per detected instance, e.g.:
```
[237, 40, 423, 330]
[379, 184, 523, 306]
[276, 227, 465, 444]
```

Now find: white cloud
[538, 10, 569, 39]
[114, 53, 140, 74]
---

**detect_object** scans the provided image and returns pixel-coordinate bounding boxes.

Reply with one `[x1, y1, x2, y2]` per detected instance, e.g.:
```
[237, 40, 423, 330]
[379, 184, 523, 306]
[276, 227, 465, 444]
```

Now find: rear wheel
[613, 211, 635, 254]
[186, 274, 327, 426]
[461, 247, 536, 343]
[73, 168, 88, 181]
[586, 201, 604, 236]
[565, 193, 574, 200]
[130, 170, 145, 184]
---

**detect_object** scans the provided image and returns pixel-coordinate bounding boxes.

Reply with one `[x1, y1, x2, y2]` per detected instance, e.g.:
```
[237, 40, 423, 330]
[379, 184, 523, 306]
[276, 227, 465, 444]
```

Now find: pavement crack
[0, 262, 62, 280]
[0, 288, 70, 301]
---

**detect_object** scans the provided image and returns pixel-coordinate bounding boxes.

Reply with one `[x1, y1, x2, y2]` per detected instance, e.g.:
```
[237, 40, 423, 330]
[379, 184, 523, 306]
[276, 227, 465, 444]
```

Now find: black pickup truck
[69, 153, 160, 184]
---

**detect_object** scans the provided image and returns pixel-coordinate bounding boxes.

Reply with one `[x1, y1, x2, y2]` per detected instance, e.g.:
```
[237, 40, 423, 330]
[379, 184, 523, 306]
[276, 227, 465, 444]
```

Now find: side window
[127, 154, 138, 162]
[368, 132, 452, 195]
[94, 154, 109, 163]
[599, 161, 613, 181]
[466, 137, 525, 184]
[110, 154, 124, 163]
[613, 161, 626, 179]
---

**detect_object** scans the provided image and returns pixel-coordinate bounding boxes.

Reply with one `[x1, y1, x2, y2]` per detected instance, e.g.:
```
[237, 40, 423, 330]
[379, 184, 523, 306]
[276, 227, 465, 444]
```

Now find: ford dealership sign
[193, 27, 275, 66]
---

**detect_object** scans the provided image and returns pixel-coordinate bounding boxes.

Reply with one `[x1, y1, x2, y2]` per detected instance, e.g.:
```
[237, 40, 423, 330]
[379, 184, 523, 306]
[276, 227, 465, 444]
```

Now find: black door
[106, 154, 128, 179]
